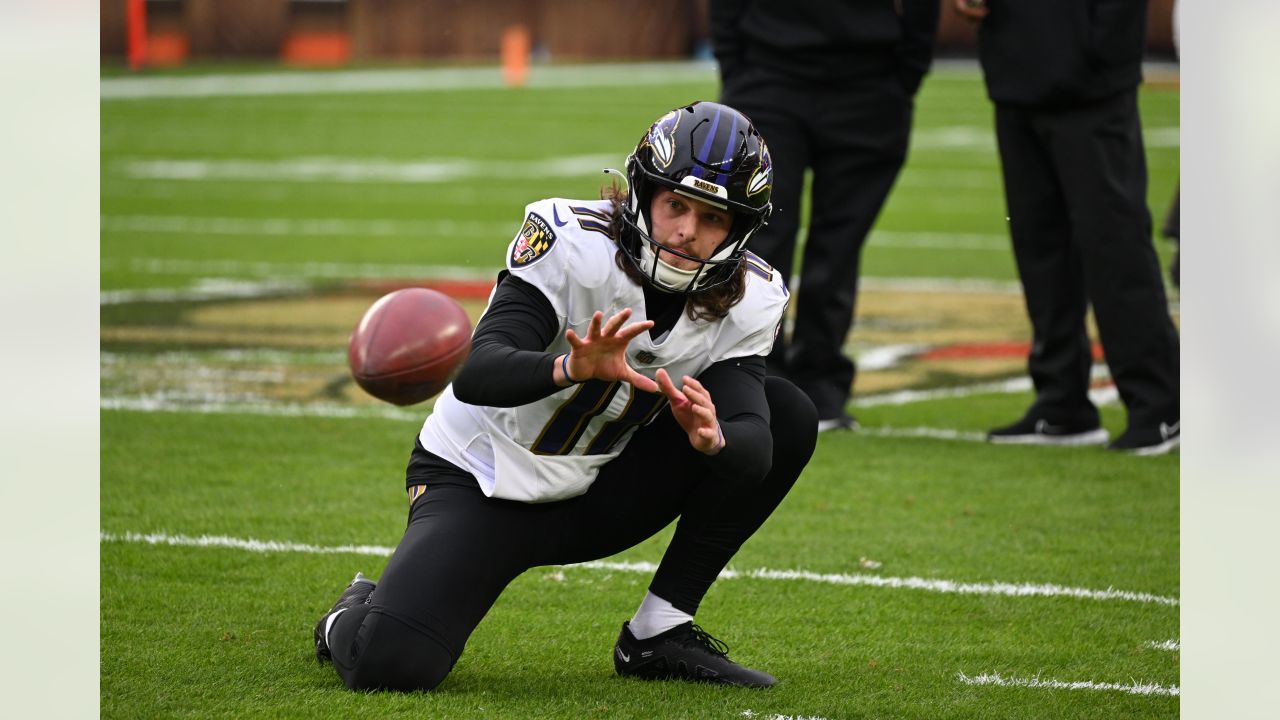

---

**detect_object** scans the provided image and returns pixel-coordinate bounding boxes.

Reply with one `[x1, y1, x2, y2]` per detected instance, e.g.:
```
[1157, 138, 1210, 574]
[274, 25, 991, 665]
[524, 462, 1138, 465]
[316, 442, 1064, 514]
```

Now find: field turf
[101, 62, 1179, 719]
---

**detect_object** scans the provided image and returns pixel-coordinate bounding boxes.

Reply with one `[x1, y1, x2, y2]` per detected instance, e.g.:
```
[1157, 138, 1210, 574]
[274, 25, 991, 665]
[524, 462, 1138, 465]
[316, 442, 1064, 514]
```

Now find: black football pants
[325, 376, 817, 692]
[995, 89, 1180, 429]
[721, 69, 913, 419]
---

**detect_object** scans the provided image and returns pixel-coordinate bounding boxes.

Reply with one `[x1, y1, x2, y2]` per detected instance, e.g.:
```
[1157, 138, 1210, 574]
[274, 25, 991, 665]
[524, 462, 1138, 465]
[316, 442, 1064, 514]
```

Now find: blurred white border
[1182, 1, 1280, 718]
[0, 0, 100, 714]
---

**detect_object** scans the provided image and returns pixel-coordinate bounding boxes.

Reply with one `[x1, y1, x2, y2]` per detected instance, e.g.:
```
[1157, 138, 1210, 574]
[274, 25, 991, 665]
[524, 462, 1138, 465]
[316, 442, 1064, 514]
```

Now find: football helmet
[618, 101, 773, 294]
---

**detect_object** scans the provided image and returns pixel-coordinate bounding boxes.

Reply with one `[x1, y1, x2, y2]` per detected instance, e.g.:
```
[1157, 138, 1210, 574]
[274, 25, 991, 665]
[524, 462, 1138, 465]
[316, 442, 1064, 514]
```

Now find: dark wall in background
[101, 0, 1178, 63]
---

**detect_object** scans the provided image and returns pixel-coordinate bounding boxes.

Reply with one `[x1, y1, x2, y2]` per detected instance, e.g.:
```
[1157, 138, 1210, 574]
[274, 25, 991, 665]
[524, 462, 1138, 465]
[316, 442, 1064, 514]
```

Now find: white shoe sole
[988, 428, 1110, 446]
[1125, 436, 1180, 456]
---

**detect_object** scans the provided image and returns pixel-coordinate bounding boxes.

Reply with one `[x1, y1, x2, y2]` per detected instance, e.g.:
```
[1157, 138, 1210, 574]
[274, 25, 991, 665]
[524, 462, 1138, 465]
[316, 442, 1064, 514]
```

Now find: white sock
[322, 607, 348, 647]
[628, 591, 692, 640]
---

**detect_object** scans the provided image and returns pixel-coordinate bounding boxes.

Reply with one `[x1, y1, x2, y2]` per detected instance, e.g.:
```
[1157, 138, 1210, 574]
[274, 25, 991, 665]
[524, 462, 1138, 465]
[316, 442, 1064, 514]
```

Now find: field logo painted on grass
[100, 531, 1178, 607]
[956, 671, 1179, 697]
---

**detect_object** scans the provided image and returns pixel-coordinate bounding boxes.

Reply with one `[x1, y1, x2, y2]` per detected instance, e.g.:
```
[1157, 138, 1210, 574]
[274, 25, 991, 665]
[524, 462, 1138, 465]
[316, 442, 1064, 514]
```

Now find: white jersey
[419, 197, 789, 503]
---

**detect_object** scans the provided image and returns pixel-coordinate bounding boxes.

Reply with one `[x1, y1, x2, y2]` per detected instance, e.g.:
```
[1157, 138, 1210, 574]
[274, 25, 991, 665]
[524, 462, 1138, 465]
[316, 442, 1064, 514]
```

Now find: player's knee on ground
[341, 612, 454, 693]
[764, 376, 818, 467]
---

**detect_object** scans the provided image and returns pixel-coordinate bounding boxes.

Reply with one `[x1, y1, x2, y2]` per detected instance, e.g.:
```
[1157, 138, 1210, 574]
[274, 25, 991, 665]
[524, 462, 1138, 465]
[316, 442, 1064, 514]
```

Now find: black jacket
[977, 0, 1148, 107]
[710, 0, 940, 94]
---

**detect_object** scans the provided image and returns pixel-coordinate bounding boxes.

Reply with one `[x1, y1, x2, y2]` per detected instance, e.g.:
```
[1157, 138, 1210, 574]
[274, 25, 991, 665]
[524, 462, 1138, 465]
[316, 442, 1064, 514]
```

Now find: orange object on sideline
[126, 0, 147, 69]
[501, 25, 531, 87]
[282, 31, 353, 67]
[147, 31, 189, 66]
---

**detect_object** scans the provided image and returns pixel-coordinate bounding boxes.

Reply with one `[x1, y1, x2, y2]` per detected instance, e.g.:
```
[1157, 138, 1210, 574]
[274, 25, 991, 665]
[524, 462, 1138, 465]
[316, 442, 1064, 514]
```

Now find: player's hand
[656, 369, 724, 455]
[954, 0, 989, 23]
[558, 309, 659, 392]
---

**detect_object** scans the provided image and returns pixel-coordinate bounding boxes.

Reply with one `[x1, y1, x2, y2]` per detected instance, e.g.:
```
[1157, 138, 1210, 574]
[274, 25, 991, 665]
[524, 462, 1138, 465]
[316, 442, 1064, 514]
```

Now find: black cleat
[1107, 420, 1179, 456]
[613, 621, 777, 688]
[817, 413, 859, 433]
[314, 572, 376, 664]
[987, 414, 1108, 446]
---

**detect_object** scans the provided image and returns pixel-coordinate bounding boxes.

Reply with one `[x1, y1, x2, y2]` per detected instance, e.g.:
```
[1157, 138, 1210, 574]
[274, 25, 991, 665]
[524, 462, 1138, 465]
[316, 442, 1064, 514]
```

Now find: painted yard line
[101, 62, 719, 100]
[101, 348, 345, 365]
[103, 213, 1011, 254]
[106, 256, 495, 281]
[102, 214, 511, 238]
[109, 158, 1003, 191]
[858, 276, 1023, 294]
[857, 344, 930, 371]
[1146, 639, 1180, 651]
[100, 278, 311, 305]
[910, 125, 1178, 150]
[869, 231, 1007, 251]
[100, 60, 1062, 102]
[115, 154, 620, 183]
[956, 671, 1179, 697]
[98, 267, 1025, 304]
[100, 531, 1178, 607]
[859, 426, 988, 443]
[103, 214, 1012, 253]
[856, 367, 1117, 408]
[100, 395, 424, 422]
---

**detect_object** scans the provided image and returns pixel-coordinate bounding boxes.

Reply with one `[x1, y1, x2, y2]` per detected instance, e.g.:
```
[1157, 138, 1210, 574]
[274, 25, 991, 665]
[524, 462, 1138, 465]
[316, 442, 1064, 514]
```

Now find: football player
[313, 102, 818, 691]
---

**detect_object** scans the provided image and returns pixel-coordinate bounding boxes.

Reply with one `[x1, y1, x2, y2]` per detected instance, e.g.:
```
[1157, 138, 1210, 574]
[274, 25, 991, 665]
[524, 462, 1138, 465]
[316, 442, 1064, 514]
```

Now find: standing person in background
[1163, 0, 1181, 289]
[955, 0, 1181, 454]
[711, 0, 940, 431]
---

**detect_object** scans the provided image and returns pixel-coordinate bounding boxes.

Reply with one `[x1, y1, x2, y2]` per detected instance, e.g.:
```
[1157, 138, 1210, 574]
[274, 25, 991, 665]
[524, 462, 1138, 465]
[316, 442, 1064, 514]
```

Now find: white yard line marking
[101, 214, 512, 237]
[105, 256, 495, 281]
[100, 278, 311, 305]
[101, 62, 720, 100]
[103, 212, 1012, 253]
[956, 671, 1179, 697]
[99, 531, 1178, 606]
[868, 231, 1008, 251]
[100, 396, 423, 422]
[114, 154, 620, 183]
[860, 426, 988, 443]
[856, 365, 1118, 408]
[858, 276, 1023, 294]
[1146, 639, 1179, 651]
[909, 126, 1177, 151]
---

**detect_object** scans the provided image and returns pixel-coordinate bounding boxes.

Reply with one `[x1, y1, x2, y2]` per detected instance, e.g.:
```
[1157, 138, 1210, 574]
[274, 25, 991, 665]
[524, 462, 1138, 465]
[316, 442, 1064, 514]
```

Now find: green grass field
[101, 62, 1179, 718]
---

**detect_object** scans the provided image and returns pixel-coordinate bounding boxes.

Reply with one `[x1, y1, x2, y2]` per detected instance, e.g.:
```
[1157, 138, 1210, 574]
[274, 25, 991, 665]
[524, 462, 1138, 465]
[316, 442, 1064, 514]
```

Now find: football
[347, 288, 473, 406]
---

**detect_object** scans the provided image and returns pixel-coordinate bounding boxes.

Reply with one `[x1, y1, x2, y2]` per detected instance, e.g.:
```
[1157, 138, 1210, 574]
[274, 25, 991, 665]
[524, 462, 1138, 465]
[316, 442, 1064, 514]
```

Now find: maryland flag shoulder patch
[510, 212, 558, 268]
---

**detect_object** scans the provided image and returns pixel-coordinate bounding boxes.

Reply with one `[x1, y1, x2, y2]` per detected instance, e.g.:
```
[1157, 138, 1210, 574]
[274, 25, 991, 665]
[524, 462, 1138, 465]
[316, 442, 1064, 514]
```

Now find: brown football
[347, 288, 472, 406]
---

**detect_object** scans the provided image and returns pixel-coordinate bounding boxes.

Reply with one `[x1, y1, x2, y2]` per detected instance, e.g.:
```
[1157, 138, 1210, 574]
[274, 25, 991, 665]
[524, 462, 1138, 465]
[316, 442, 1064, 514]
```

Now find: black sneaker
[314, 572, 376, 664]
[817, 413, 859, 433]
[987, 415, 1108, 446]
[613, 621, 776, 688]
[1107, 421, 1179, 456]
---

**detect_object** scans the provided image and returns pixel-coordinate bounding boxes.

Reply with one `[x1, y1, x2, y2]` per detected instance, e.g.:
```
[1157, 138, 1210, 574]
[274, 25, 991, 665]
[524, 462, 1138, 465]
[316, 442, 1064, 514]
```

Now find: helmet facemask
[615, 102, 773, 295]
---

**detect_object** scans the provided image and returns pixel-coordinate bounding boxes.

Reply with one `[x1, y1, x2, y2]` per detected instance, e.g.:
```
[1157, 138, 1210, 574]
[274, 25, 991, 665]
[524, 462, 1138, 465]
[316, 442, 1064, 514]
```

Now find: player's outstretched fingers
[626, 366, 659, 394]
[565, 327, 585, 350]
[680, 377, 712, 405]
[601, 308, 632, 337]
[586, 311, 605, 340]
[655, 368, 686, 404]
[616, 319, 655, 342]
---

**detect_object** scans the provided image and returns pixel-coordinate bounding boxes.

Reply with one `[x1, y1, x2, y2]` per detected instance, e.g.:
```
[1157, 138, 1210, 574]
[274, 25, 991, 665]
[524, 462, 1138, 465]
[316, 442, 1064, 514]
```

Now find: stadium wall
[101, 0, 1178, 64]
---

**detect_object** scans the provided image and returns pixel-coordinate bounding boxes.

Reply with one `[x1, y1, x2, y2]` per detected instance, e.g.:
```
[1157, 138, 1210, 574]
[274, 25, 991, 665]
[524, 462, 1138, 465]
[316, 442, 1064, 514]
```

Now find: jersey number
[531, 381, 667, 456]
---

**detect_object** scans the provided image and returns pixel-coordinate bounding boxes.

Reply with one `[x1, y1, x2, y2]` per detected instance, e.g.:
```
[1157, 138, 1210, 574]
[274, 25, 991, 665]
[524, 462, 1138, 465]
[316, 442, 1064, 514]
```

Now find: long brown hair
[602, 182, 747, 322]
